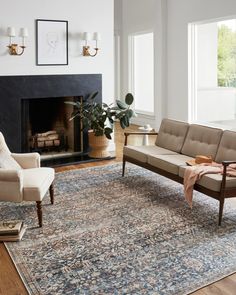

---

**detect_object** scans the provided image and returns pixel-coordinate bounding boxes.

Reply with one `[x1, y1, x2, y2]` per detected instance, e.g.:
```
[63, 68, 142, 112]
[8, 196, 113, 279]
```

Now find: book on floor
[0, 221, 26, 242]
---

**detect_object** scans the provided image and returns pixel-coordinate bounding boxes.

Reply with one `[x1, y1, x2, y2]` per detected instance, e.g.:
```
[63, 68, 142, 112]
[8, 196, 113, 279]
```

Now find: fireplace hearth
[0, 74, 102, 166]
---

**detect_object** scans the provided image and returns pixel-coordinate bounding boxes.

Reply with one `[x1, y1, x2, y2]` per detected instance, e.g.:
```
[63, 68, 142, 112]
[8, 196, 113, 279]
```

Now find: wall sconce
[83, 32, 101, 57]
[7, 27, 28, 56]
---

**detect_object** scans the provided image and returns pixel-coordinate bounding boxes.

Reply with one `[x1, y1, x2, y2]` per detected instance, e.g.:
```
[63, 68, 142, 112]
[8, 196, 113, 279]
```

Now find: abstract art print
[36, 19, 68, 66]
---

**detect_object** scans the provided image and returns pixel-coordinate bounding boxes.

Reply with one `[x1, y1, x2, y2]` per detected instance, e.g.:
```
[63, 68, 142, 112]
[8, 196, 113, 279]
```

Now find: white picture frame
[36, 19, 68, 66]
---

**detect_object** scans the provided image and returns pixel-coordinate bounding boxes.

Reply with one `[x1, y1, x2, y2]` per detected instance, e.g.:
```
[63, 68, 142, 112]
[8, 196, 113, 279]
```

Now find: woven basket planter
[88, 131, 110, 158]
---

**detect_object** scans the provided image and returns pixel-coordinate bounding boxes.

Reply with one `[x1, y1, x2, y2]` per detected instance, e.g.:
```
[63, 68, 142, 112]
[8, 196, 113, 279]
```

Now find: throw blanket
[184, 163, 236, 207]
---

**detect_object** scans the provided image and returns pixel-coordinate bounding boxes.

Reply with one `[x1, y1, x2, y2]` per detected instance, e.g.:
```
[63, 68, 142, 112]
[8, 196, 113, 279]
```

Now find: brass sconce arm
[7, 44, 26, 56]
[83, 46, 99, 57]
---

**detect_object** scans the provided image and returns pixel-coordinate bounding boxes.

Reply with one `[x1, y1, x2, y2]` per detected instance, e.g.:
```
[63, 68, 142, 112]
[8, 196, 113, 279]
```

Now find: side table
[138, 125, 153, 145]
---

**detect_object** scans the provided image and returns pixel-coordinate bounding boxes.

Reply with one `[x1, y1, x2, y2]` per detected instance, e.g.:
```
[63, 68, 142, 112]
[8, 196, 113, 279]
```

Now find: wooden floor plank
[1, 123, 236, 295]
[0, 243, 28, 295]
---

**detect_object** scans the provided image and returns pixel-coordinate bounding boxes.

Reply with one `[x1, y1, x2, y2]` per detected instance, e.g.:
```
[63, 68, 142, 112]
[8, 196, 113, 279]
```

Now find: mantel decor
[36, 19, 68, 66]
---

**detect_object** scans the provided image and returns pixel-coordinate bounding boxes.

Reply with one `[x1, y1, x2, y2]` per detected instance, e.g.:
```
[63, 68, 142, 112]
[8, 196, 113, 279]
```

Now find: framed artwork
[36, 19, 68, 66]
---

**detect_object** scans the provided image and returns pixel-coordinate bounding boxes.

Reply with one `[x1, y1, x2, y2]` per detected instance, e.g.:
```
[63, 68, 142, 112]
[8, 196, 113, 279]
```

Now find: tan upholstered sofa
[122, 118, 236, 225]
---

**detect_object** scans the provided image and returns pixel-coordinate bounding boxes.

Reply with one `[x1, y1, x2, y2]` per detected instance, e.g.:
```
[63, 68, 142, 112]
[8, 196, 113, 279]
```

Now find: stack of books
[0, 220, 26, 242]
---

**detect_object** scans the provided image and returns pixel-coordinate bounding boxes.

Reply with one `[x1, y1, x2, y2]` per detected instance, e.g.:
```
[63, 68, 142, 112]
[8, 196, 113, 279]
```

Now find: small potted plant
[65, 92, 136, 158]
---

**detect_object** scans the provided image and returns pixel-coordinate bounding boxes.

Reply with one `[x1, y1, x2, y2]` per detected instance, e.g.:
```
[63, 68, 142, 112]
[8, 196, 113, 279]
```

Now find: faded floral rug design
[1, 163, 236, 295]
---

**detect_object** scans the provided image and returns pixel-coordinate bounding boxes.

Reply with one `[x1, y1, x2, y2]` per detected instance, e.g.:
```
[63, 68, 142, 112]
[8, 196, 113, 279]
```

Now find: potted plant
[65, 92, 136, 158]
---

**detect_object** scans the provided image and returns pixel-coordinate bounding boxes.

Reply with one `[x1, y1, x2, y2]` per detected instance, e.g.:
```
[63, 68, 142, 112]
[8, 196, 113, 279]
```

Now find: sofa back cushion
[181, 124, 223, 159]
[155, 119, 189, 153]
[215, 130, 236, 163]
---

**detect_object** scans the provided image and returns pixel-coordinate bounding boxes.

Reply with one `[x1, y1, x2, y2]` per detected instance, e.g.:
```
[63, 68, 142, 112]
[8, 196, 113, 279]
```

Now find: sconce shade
[94, 32, 101, 41]
[20, 27, 28, 37]
[7, 27, 16, 37]
[83, 32, 92, 41]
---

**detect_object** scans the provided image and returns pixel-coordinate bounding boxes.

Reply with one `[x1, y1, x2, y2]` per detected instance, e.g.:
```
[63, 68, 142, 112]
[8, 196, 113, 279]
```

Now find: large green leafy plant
[65, 92, 136, 139]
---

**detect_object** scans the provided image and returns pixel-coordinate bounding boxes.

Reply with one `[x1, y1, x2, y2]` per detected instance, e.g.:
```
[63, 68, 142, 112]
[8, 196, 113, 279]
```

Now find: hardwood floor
[1, 124, 236, 295]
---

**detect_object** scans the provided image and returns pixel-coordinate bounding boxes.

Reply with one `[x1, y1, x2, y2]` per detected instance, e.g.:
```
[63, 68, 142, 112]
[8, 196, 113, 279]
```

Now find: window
[189, 18, 236, 128]
[218, 20, 236, 87]
[130, 32, 154, 115]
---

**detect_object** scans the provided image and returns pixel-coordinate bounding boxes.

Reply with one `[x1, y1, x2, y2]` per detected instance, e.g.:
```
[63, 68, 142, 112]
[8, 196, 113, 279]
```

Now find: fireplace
[0, 74, 102, 165]
[21, 96, 82, 156]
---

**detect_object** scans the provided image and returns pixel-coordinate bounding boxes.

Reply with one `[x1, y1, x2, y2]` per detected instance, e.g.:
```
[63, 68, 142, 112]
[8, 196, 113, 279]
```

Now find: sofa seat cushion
[147, 154, 194, 175]
[23, 168, 55, 201]
[123, 145, 178, 163]
[179, 166, 236, 192]
[155, 119, 189, 153]
[181, 124, 223, 159]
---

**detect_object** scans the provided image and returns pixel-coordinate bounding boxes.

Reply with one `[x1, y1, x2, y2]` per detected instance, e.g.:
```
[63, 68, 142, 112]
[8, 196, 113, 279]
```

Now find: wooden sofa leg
[218, 198, 225, 226]
[122, 159, 126, 177]
[36, 201, 42, 227]
[49, 182, 54, 205]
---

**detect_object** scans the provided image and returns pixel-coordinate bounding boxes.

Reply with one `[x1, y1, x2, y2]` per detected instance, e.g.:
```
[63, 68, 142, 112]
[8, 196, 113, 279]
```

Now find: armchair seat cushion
[23, 168, 55, 201]
[124, 145, 178, 163]
[179, 166, 236, 192]
[148, 154, 194, 175]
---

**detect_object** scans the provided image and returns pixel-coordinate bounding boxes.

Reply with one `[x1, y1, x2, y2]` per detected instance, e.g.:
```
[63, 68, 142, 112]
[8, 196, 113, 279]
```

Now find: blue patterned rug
[1, 163, 236, 295]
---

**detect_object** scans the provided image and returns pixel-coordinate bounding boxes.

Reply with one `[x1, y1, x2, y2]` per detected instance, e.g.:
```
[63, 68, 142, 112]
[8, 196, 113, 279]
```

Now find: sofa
[122, 118, 236, 225]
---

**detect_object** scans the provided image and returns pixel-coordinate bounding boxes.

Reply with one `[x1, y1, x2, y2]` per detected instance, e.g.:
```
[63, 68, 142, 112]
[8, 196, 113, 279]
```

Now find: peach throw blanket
[184, 163, 236, 207]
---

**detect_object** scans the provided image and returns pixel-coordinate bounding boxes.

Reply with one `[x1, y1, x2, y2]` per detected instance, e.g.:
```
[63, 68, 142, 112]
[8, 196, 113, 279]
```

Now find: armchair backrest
[0, 132, 11, 155]
[0, 132, 22, 170]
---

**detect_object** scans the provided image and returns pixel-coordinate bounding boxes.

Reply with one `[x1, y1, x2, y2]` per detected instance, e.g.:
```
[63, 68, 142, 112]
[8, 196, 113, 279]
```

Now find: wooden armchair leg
[36, 201, 42, 227]
[218, 198, 225, 226]
[49, 182, 54, 205]
[122, 159, 126, 177]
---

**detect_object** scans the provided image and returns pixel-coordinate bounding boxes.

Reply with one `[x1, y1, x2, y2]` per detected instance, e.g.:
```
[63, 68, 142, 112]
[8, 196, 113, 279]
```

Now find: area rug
[1, 163, 236, 295]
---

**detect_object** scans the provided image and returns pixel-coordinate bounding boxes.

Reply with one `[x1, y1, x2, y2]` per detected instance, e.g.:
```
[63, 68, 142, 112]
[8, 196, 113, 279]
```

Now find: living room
[1, 0, 236, 294]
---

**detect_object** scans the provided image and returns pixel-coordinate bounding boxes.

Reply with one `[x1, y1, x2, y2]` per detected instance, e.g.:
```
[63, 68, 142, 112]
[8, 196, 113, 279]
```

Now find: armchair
[0, 132, 55, 227]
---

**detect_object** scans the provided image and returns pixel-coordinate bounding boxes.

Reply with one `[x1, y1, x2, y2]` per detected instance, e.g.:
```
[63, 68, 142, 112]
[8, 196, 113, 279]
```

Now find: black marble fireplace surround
[0, 74, 102, 165]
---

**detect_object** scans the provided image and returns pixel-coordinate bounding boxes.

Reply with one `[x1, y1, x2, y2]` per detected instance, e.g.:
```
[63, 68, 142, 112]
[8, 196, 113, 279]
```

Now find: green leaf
[127, 109, 134, 118]
[120, 118, 126, 129]
[104, 127, 113, 134]
[110, 106, 120, 111]
[87, 91, 99, 101]
[94, 129, 104, 136]
[116, 100, 127, 110]
[69, 110, 80, 121]
[123, 115, 130, 127]
[125, 93, 134, 105]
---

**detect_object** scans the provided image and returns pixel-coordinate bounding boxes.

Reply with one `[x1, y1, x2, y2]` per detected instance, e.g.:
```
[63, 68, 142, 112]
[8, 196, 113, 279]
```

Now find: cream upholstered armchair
[0, 132, 55, 227]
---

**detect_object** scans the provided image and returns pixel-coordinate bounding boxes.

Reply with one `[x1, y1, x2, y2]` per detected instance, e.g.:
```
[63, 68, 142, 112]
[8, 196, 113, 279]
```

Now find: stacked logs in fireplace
[30, 130, 68, 153]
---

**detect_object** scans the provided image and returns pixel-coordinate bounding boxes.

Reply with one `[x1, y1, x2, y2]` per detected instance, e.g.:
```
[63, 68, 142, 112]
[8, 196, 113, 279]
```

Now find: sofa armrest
[11, 153, 40, 169]
[222, 160, 236, 167]
[0, 169, 23, 202]
[220, 161, 236, 193]
[124, 132, 158, 146]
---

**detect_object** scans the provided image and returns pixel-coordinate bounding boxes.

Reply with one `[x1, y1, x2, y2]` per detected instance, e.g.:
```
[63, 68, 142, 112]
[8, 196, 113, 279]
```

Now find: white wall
[167, 0, 236, 121]
[116, 0, 162, 128]
[0, 0, 114, 103]
[121, 0, 155, 98]
[197, 23, 218, 88]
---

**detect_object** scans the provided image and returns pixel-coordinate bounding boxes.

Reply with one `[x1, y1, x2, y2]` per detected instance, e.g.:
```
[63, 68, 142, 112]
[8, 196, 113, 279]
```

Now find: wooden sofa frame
[122, 132, 236, 226]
